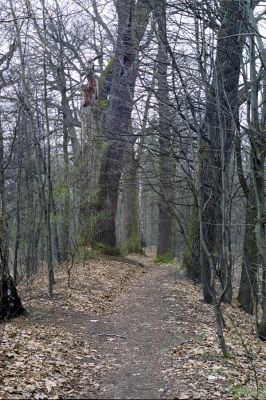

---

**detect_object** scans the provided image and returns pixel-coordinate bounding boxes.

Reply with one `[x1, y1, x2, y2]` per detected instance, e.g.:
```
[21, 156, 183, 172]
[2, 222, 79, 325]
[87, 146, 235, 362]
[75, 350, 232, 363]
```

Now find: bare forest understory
[0, 252, 265, 400]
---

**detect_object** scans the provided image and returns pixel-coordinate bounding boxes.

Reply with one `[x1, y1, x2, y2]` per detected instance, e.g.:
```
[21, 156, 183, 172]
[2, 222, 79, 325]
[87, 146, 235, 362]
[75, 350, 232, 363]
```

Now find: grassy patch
[74, 245, 95, 262]
[232, 385, 258, 399]
[123, 243, 144, 255]
[156, 250, 174, 264]
[92, 242, 121, 256]
[122, 233, 144, 255]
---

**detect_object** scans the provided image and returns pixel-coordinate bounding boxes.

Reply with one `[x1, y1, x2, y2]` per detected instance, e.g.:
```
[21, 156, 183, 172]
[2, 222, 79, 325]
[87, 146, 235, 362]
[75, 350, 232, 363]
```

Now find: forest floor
[0, 251, 266, 400]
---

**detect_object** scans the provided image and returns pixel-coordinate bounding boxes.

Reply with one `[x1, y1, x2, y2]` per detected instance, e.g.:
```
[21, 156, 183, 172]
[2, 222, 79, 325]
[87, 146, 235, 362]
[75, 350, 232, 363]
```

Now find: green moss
[122, 230, 143, 255]
[95, 57, 116, 130]
[99, 99, 110, 110]
[98, 56, 115, 97]
[135, 0, 150, 38]
[156, 237, 174, 264]
[156, 249, 174, 264]
[99, 139, 109, 153]
[92, 242, 120, 256]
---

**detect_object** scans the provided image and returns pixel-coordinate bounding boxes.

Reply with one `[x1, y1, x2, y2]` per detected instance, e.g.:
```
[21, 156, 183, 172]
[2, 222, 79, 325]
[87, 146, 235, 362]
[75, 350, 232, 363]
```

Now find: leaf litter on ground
[0, 256, 146, 399]
[0, 254, 266, 399]
[161, 276, 266, 399]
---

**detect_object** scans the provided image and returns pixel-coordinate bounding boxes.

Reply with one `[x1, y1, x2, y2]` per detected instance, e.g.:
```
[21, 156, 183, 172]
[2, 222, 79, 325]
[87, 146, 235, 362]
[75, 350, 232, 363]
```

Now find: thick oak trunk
[95, 0, 150, 247]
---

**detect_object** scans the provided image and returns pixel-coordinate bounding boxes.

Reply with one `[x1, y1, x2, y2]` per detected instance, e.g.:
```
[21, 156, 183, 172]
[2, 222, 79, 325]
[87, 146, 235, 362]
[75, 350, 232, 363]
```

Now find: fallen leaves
[21, 257, 145, 317]
[0, 320, 108, 399]
[1, 255, 266, 399]
[162, 277, 266, 399]
[0, 256, 144, 399]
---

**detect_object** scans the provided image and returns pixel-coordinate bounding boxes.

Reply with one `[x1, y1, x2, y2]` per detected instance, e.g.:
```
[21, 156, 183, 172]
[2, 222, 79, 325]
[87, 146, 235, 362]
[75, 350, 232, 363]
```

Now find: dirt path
[22, 255, 182, 399]
[77, 258, 181, 399]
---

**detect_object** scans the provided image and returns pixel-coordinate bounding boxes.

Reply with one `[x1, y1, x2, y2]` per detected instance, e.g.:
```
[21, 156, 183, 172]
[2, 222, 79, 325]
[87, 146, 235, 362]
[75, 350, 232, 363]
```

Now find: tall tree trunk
[57, 44, 73, 261]
[238, 188, 258, 314]
[198, 128, 230, 357]
[61, 92, 70, 261]
[154, 0, 174, 260]
[95, 0, 150, 247]
[13, 122, 23, 284]
[43, 5, 54, 296]
[252, 148, 266, 339]
[236, 103, 258, 312]
[117, 139, 141, 253]
[80, 81, 103, 243]
[0, 114, 25, 320]
[51, 189, 61, 265]
[184, 0, 246, 302]
[243, 31, 266, 338]
[182, 206, 201, 281]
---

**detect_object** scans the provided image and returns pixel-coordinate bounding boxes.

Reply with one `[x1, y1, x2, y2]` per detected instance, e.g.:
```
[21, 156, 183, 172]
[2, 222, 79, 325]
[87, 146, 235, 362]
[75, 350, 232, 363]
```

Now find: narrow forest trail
[78, 258, 181, 399]
[34, 255, 184, 399]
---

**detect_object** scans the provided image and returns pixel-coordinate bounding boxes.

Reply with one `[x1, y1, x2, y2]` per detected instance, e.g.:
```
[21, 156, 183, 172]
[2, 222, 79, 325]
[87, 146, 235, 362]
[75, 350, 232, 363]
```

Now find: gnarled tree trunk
[95, 0, 150, 247]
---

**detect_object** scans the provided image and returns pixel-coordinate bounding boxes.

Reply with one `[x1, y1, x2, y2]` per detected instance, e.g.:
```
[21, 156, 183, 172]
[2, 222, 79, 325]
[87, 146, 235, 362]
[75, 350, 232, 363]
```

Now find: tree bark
[117, 139, 141, 253]
[0, 113, 25, 320]
[182, 206, 201, 281]
[95, 0, 150, 247]
[238, 188, 258, 314]
[185, 0, 247, 302]
[154, 0, 174, 260]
